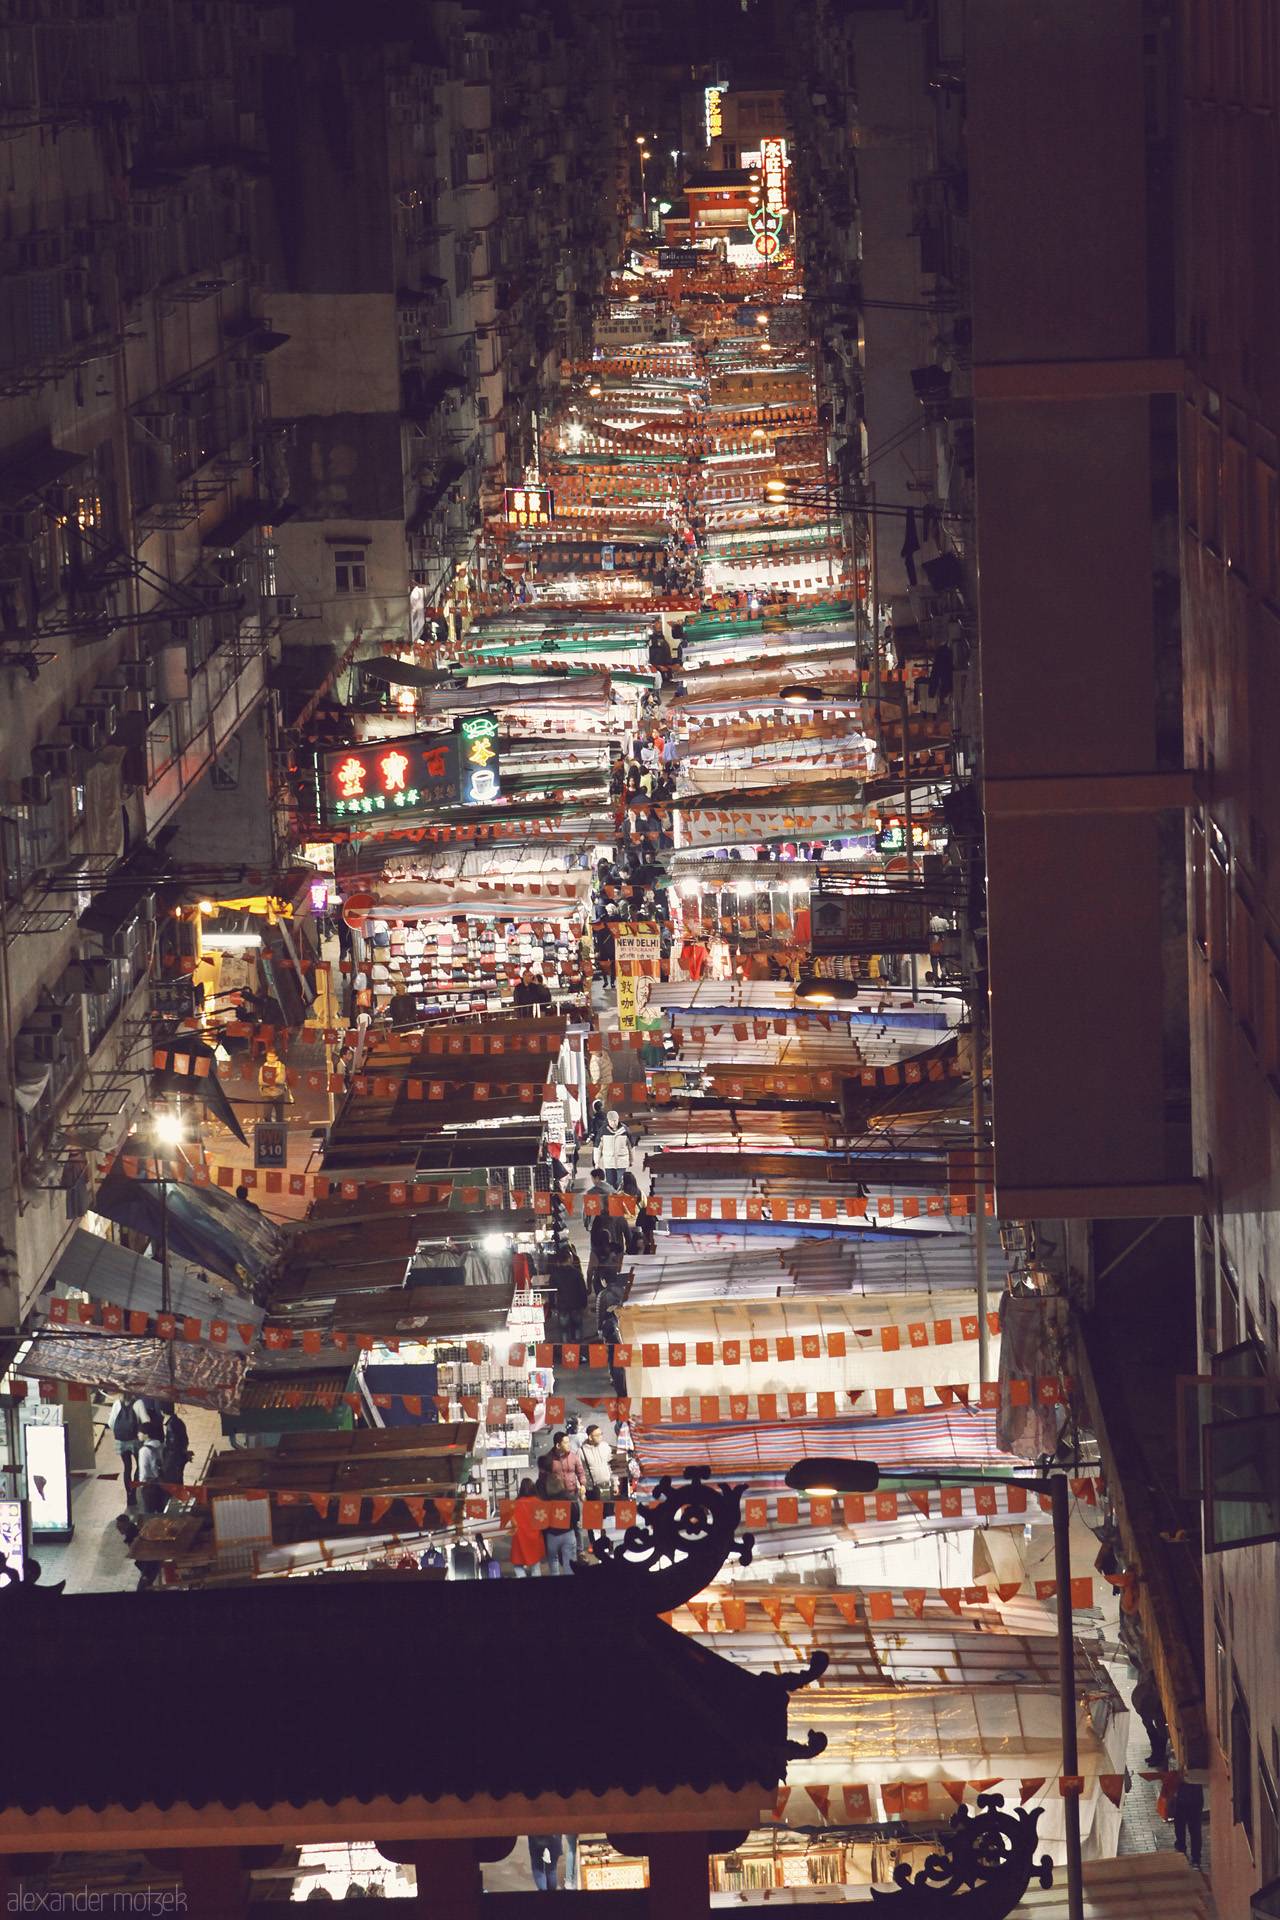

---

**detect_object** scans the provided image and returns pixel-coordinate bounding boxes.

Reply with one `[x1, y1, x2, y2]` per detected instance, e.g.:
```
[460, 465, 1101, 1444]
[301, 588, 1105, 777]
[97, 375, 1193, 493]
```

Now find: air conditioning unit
[118, 657, 156, 691]
[19, 1023, 72, 1064]
[21, 772, 52, 806]
[64, 718, 102, 753]
[0, 506, 43, 544]
[72, 701, 116, 740]
[31, 742, 73, 779]
[66, 958, 115, 994]
[269, 594, 297, 618]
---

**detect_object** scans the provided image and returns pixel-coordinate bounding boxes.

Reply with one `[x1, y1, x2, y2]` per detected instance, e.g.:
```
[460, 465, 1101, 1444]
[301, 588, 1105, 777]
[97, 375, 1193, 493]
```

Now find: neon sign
[321, 720, 502, 823]
[761, 137, 787, 216]
[503, 487, 554, 527]
[705, 88, 723, 143]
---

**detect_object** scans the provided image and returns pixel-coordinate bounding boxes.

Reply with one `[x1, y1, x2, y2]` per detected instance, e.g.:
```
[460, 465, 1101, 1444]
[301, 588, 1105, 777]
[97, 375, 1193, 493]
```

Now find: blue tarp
[92, 1170, 282, 1291]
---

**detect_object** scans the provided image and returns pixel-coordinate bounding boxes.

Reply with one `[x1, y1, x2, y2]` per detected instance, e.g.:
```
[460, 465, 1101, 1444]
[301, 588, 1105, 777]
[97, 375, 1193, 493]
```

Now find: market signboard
[614, 921, 661, 1029]
[761, 137, 788, 215]
[809, 892, 932, 954]
[322, 720, 501, 824]
[503, 486, 554, 527]
[254, 1122, 288, 1169]
[455, 713, 501, 808]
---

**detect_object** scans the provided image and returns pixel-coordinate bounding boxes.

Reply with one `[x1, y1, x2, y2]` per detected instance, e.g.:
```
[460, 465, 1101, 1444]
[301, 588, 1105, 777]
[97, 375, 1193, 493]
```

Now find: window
[1262, 1751, 1280, 1885]
[1209, 826, 1231, 995]
[1200, 415, 1223, 550]
[1221, 1258, 1241, 1351]
[1183, 401, 1200, 532]
[334, 550, 366, 594]
[1252, 0, 1278, 107]
[1232, 1675, 1255, 1843]
[1207, 1422, 1280, 1558]
[1226, 435, 1249, 575]
[1255, 459, 1278, 600]
[1234, 886, 1259, 1045]
[1262, 938, 1280, 1096]
[1191, 818, 1207, 952]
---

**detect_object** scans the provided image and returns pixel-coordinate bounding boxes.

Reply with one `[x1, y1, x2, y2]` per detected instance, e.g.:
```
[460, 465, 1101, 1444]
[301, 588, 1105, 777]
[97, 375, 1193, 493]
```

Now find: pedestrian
[135, 1421, 167, 1516]
[587, 1174, 623, 1293]
[160, 1407, 192, 1487]
[549, 1428, 590, 1560]
[109, 1390, 146, 1505]
[580, 1424, 614, 1500]
[527, 1834, 562, 1892]
[1172, 1774, 1205, 1868]
[1132, 1673, 1169, 1767]
[599, 1109, 632, 1190]
[552, 1247, 588, 1344]
[619, 1168, 653, 1253]
[536, 1452, 577, 1576]
[587, 1099, 607, 1160]
[506, 1476, 547, 1578]
[235, 1184, 262, 1212]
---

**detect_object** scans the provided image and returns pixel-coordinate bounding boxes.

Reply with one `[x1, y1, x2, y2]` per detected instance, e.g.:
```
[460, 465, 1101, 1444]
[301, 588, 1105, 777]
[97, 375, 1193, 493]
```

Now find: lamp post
[785, 1456, 1083, 1920]
[146, 1107, 186, 1396]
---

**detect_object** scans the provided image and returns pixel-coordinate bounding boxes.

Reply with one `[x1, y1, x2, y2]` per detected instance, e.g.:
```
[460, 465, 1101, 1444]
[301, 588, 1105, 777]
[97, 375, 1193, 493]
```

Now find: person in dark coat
[1171, 1775, 1205, 1868]
[160, 1409, 192, 1486]
[552, 1248, 588, 1344]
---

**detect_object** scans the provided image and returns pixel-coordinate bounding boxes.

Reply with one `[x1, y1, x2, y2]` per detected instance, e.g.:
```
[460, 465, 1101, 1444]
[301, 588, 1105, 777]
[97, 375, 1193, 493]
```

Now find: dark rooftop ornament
[587, 1465, 756, 1612]
[870, 1795, 1053, 1920]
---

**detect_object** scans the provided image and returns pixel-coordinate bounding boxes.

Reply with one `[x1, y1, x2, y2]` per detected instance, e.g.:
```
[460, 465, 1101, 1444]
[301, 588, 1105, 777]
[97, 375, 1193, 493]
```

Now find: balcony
[141, 628, 267, 838]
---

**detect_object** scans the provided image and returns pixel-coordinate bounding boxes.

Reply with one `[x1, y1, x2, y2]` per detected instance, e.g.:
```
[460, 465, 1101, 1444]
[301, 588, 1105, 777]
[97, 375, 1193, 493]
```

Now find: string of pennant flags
[631, 1381, 1072, 1421]
[46, 1478, 1100, 1545]
[632, 1319, 1002, 1360]
[771, 1778, 1128, 1824]
[669, 1571, 1105, 1636]
[97, 1154, 986, 1220]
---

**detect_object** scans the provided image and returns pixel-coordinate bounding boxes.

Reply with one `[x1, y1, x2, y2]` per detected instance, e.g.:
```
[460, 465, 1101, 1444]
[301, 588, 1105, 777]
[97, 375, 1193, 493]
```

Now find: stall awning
[45, 1229, 262, 1347]
[0, 444, 84, 507]
[91, 1170, 282, 1290]
[78, 880, 153, 940]
[19, 1329, 245, 1409]
[201, 500, 295, 550]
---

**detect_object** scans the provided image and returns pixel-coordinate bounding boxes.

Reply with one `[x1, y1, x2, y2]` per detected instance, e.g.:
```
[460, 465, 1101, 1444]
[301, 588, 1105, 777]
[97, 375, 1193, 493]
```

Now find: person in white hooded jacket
[598, 1110, 632, 1189]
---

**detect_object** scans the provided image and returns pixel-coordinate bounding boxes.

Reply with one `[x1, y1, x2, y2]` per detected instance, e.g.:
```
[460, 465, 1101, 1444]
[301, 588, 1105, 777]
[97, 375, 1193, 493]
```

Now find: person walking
[536, 1452, 577, 1576]
[1132, 1673, 1169, 1767]
[550, 1430, 589, 1561]
[527, 1835, 562, 1892]
[618, 1168, 652, 1253]
[506, 1477, 547, 1578]
[599, 1110, 632, 1190]
[552, 1247, 588, 1345]
[109, 1391, 146, 1506]
[595, 1273, 629, 1396]
[160, 1408, 192, 1488]
[1172, 1774, 1206, 1869]
[135, 1421, 168, 1516]
[587, 1172, 624, 1293]
[580, 1422, 615, 1557]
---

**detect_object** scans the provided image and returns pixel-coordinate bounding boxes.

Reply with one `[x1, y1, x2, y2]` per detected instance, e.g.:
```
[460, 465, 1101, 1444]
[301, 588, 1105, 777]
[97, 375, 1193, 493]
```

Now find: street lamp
[785, 1455, 1084, 1920]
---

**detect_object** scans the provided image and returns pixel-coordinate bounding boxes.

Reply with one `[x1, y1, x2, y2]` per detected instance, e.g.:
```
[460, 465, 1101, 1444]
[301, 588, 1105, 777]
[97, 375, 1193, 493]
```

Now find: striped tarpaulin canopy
[633, 1409, 1013, 1478]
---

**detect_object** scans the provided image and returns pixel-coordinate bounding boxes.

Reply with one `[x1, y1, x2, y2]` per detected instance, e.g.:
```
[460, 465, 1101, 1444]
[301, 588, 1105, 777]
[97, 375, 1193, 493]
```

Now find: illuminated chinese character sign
[705, 87, 724, 142]
[503, 487, 555, 527]
[761, 137, 787, 215]
[321, 722, 502, 825]
[456, 713, 501, 807]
